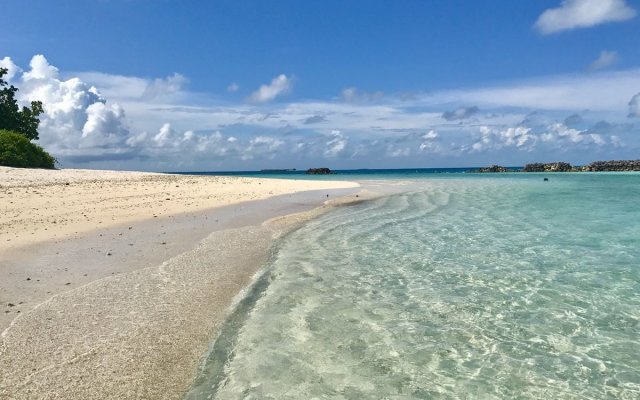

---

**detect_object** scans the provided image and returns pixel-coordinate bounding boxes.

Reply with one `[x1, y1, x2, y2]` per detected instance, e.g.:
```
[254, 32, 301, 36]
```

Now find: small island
[473, 160, 640, 173]
[306, 168, 334, 175]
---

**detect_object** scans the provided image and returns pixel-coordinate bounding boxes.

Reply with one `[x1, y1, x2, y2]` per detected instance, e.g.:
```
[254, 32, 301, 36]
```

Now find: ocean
[187, 172, 640, 399]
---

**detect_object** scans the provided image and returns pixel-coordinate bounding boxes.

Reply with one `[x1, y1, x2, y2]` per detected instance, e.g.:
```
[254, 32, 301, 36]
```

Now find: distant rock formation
[583, 160, 640, 171]
[305, 168, 333, 175]
[522, 162, 573, 172]
[476, 165, 509, 173]
[473, 159, 640, 173]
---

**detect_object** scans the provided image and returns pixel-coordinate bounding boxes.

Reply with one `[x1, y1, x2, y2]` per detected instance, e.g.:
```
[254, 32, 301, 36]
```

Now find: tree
[0, 129, 55, 169]
[0, 67, 44, 140]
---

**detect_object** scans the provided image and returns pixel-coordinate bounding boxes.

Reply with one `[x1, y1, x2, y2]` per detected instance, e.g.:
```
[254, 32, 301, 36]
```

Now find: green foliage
[0, 129, 56, 169]
[0, 67, 43, 140]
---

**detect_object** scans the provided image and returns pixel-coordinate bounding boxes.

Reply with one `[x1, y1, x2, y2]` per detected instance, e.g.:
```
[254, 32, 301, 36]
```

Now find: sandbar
[0, 167, 360, 399]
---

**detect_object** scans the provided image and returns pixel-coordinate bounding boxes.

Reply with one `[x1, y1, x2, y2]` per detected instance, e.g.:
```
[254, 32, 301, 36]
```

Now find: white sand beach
[0, 167, 360, 399]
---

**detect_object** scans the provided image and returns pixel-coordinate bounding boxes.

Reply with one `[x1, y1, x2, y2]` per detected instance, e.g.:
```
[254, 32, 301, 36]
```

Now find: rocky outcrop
[583, 160, 640, 171]
[476, 165, 510, 173]
[305, 168, 333, 175]
[522, 162, 573, 172]
[473, 159, 640, 173]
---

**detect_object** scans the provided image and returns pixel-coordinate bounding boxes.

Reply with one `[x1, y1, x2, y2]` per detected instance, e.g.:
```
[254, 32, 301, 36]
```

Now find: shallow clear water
[192, 174, 640, 399]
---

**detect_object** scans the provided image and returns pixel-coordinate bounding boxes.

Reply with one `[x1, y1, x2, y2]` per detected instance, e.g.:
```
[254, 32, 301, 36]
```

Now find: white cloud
[629, 93, 640, 117]
[324, 130, 347, 158]
[5, 54, 638, 169]
[152, 123, 177, 147]
[423, 130, 439, 140]
[468, 121, 617, 154]
[388, 146, 410, 157]
[587, 50, 618, 72]
[82, 102, 129, 146]
[227, 82, 239, 93]
[75, 72, 151, 100]
[249, 74, 291, 103]
[22, 54, 59, 81]
[242, 136, 284, 160]
[12, 55, 131, 154]
[142, 73, 188, 100]
[535, 0, 636, 34]
[74, 71, 189, 104]
[0, 56, 21, 81]
[470, 126, 536, 153]
[435, 69, 640, 112]
[341, 87, 384, 102]
[418, 130, 442, 153]
[138, 123, 233, 159]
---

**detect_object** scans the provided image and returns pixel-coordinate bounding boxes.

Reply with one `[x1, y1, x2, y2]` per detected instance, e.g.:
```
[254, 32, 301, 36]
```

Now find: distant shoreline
[168, 159, 640, 177]
[473, 159, 640, 173]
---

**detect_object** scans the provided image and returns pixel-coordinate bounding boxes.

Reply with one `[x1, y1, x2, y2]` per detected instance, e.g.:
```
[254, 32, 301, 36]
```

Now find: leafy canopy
[0, 129, 55, 169]
[0, 67, 43, 140]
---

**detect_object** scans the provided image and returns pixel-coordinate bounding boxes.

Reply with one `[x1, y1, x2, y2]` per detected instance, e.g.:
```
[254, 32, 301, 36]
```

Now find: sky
[1, 0, 640, 171]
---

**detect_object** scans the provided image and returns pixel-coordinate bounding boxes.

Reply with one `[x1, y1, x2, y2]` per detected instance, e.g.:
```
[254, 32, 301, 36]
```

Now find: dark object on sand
[306, 168, 333, 175]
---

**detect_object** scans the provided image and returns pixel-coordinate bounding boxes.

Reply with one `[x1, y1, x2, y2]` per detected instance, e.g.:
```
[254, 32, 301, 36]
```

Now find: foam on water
[193, 175, 640, 399]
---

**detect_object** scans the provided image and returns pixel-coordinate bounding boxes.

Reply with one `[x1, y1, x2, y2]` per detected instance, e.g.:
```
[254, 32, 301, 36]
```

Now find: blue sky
[2, 0, 640, 171]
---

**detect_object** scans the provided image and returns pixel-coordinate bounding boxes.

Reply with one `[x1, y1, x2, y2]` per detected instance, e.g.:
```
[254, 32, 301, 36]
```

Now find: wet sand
[0, 167, 361, 399]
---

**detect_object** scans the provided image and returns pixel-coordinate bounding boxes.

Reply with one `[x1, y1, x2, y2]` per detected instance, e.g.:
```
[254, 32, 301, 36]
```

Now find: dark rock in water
[583, 159, 640, 171]
[306, 168, 333, 175]
[476, 165, 509, 173]
[544, 178, 549, 181]
[523, 162, 573, 172]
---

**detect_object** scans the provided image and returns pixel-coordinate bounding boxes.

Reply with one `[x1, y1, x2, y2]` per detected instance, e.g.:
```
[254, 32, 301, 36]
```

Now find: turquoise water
[190, 174, 640, 399]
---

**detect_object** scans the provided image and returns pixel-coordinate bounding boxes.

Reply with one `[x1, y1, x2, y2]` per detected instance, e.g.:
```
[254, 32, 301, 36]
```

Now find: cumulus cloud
[416, 130, 441, 153]
[324, 130, 347, 158]
[227, 82, 239, 93]
[423, 130, 439, 140]
[242, 136, 284, 160]
[12, 55, 131, 155]
[467, 120, 619, 154]
[535, 0, 636, 34]
[587, 50, 618, 72]
[130, 123, 237, 161]
[341, 87, 384, 102]
[442, 106, 479, 121]
[470, 126, 536, 153]
[6, 53, 638, 170]
[629, 93, 640, 117]
[6, 55, 241, 165]
[23, 54, 59, 81]
[250, 74, 291, 103]
[82, 102, 129, 146]
[0, 56, 21, 81]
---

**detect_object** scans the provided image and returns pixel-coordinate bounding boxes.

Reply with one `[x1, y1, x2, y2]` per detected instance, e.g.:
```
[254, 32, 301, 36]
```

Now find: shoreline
[0, 167, 362, 399]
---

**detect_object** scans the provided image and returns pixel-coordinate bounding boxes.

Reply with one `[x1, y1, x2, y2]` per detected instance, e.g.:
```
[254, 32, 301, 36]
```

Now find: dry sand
[0, 167, 357, 252]
[0, 167, 360, 399]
